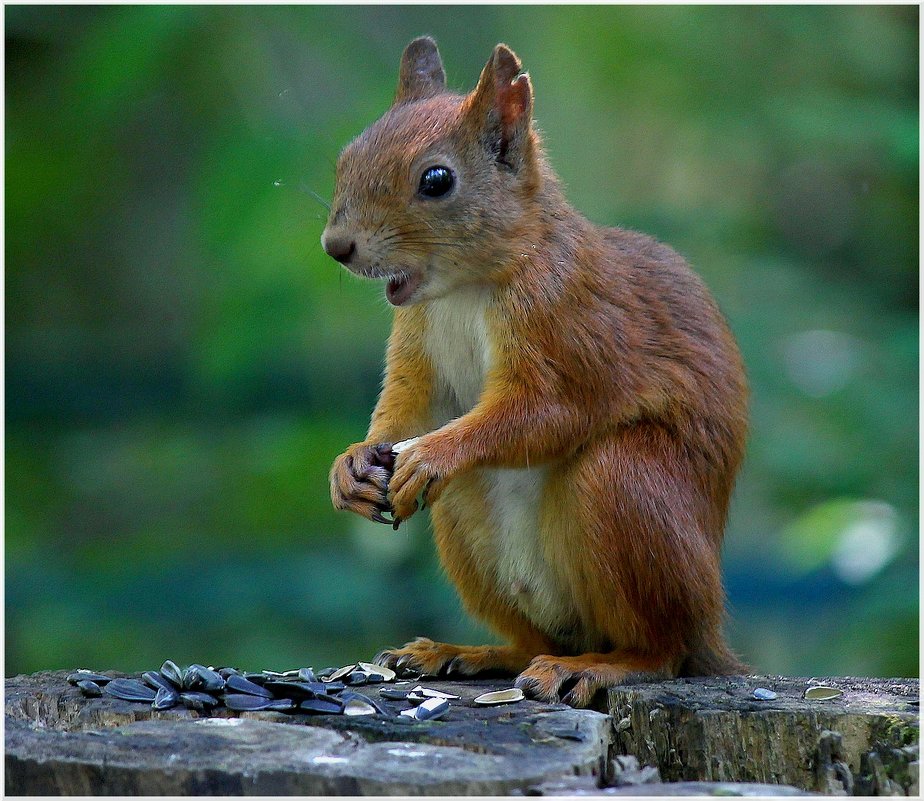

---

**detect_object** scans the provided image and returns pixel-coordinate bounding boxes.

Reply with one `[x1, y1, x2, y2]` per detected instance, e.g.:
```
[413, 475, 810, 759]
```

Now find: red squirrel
[322, 37, 748, 707]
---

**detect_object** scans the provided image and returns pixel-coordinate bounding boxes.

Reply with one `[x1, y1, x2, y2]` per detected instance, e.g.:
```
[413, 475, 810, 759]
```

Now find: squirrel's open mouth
[385, 273, 422, 306]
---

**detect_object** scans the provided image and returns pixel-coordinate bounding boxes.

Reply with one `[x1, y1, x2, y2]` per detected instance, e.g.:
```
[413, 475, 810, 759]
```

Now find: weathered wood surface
[608, 675, 919, 796]
[4, 670, 918, 795]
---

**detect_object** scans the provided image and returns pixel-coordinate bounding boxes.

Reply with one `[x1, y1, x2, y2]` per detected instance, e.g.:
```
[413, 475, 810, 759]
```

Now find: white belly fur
[423, 288, 574, 635]
[484, 466, 575, 633]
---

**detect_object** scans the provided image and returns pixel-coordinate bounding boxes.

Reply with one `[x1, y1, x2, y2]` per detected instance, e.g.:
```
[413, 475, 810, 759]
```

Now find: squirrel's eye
[418, 166, 454, 198]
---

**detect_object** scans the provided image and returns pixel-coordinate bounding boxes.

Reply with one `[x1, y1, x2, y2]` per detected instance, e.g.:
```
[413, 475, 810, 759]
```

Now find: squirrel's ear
[464, 44, 534, 171]
[394, 36, 446, 105]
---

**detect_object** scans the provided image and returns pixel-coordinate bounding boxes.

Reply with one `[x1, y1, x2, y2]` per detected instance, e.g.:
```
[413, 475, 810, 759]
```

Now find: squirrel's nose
[322, 233, 356, 264]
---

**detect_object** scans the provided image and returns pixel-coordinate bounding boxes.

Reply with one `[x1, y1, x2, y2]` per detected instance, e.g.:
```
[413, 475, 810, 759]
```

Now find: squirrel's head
[321, 37, 542, 306]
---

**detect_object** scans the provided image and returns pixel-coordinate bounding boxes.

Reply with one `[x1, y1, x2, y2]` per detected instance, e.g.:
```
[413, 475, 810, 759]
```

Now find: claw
[372, 649, 395, 667]
[370, 510, 390, 525]
[395, 654, 415, 673]
[514, 674, 541, 695]
[392, 516, 402, 531]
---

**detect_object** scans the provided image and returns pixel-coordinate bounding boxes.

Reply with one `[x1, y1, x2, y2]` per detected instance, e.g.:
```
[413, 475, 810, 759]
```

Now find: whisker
[298, 183, 331, 211]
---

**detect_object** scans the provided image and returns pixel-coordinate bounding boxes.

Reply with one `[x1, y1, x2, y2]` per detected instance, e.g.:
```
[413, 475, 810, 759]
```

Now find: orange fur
[324, 38, 749, 707]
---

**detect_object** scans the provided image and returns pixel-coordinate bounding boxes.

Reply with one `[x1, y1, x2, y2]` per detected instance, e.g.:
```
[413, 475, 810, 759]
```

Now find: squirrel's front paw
[329, 443, 394, 524]
[387, 440, 448, 523]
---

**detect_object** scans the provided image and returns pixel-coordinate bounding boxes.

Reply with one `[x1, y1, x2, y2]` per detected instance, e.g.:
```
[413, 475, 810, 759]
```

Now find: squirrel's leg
[514, 421, 739, 707]
[331, 308, 434, 522]
[373, 472, 558, 677]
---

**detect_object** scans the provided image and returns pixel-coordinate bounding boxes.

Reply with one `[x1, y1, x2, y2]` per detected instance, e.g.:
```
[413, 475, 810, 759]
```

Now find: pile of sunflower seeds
[65, 661, 470, 720]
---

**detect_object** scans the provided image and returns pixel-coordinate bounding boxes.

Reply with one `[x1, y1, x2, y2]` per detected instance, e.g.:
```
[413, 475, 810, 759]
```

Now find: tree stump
[4, 670, 918, 795]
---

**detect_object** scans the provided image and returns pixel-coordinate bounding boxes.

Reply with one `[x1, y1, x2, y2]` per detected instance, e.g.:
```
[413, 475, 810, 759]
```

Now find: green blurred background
[6, 5, 918, 679]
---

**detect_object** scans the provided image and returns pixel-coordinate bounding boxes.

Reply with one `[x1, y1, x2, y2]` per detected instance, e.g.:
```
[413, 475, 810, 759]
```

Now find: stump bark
[4, 670, 918, 795]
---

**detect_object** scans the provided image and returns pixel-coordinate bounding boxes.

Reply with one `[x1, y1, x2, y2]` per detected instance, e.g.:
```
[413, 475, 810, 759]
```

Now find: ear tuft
[394, 36, 446, 105]
[465, 43, 535, 172]
[491, 44, 522, 86]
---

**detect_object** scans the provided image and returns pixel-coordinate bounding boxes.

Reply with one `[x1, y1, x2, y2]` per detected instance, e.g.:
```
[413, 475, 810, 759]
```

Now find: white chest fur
[424, 286, 491, 420]
[422, 288, 574, 637]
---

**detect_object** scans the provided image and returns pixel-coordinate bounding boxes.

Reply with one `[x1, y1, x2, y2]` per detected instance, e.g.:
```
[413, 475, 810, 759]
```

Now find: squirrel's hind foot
[514, 652, 677, 708]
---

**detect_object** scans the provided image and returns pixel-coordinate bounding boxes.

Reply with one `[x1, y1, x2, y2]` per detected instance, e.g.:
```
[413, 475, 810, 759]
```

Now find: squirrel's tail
[680, 631, 748, 677]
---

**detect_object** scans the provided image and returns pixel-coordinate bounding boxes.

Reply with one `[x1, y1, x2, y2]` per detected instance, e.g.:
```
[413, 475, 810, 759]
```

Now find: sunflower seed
[142, 671, 176, 693]
[152, 686, 180, 710]
[104, 678, 157, 702]
[300, 696, 344, 714]
[217, 667, 242, 679]
[263, 680, 323, 700]
[67, 671, 112, 686]
[159, 660, 184, 688]
[473, 688, 524, 706]
[181, 691, 220, 711]
[753, 688, 778, 701]
[184, 664, 225, 693]
[265, 698, 296, 712]
[77, 680, 102, 697]
[224, 694, 295, 712]
[298, 668, 317, 682]
[223, 693, 276, 711]
[225, 674, 273, 698]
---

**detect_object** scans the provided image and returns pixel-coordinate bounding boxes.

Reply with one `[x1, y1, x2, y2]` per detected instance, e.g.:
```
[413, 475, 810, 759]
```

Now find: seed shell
[473, 688, 524, 706]
[357, 662, 396, 682]
[804, 685, 844, 701]
[343, 697, 377, 716]
[752, 688, 778, 701]
[326, 664, 357, 683]
[341, 691, 388, 715]
[400, 696, 449, 720]
[411, 686, 459, 700]
[298, 668, 317, 682]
